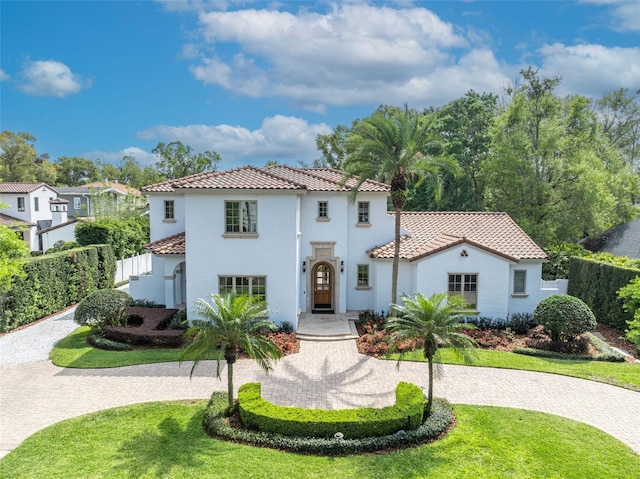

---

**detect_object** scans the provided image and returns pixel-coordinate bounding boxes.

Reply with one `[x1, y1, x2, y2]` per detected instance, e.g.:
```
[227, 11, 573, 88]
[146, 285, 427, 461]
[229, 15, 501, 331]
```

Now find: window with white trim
[225, 200, 257, 233]
[34, 197, 39, 212]
[219, 276, 266, 301]
[357, 201, 369, 224]
[17, 197, 25, 212]
[357, 264, 369, 287]
[513, 270, 527, 294]
[448, 273, 477, 309]
[318, 201, 328, 219]
[164, 200, 175, 220]
[73, 197, 82, 210]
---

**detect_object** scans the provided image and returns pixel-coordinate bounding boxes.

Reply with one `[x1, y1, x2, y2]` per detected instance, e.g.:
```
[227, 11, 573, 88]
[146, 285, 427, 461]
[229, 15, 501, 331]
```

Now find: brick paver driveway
[1, 340, 639, 457]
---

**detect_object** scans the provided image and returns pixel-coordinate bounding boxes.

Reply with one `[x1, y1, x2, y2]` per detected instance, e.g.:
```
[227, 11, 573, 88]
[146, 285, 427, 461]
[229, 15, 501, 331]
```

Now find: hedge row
[204, 392, 454, 455]
[568, 257, 640, 330]
[0, 244, 116, 332]
[238, 382, 423, 439]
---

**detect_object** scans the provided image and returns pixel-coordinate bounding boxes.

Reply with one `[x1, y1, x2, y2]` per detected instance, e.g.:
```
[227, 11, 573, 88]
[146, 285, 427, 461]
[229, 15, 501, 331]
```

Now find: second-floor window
[226, 200, 257, 233]
[357, 201, 369, 224]
[318, 201, 328, 219]
[34, 197, 39, 212]
[17, 197, 25, 212]
[357, 264, 369, 287]
[164, 200, 175, 220]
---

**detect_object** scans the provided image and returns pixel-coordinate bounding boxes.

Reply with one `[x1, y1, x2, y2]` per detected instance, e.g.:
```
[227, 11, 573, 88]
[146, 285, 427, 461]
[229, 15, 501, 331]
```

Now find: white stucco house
[130, 165, 565, 329]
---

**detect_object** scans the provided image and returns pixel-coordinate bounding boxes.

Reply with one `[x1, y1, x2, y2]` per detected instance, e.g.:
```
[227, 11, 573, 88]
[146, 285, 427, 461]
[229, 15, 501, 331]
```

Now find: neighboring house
[37, 198, 79, 251]
[582, 218, 640, 259]
[0, 182, 59, 251]
[130, 165, 565, 329]
[55, 181, 141, 218]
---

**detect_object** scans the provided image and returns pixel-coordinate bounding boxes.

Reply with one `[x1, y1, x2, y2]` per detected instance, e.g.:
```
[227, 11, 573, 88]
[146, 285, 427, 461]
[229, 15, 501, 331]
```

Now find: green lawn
[1, 401, 637, 478]
[50, 327, 216, 368]
[390, 348, 640, 391]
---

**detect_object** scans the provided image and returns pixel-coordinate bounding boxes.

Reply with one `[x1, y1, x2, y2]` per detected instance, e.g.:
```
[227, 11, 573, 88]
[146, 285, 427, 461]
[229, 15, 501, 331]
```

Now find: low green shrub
[203, 391, 454, 455]
[514, 333, 625, 362]
[534, 294, 596, 342]
[617, 276, 640, 349]
[74, 289, 132, 332]
[168, 310, 188, 330]
[130, 299, 166, 308]
[238, 382, 423, 439]
[278, 321, 294, 334]
[87, 334, 133, 351]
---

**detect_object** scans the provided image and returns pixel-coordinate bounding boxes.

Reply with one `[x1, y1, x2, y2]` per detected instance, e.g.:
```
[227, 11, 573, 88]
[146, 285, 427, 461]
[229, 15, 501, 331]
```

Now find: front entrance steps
[296, 312, 360, 341]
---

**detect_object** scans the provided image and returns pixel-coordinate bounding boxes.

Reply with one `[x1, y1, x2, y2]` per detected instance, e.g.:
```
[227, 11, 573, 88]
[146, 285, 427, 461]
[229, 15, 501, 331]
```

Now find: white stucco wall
[39, 223, 77, 251]
[147, 193, 185, 242]
[184, 190, 302, 327]
[129, 255, 183, 306]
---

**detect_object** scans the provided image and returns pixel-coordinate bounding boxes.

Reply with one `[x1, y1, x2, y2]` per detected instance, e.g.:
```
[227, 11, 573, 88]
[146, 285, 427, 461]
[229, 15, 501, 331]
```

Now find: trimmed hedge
[204, 391, 454, 455]
[238, 382, 423, 439]
[87, 334, 133, 351]
[568, 257, 640, 330]
[0, 244, 116, 332]
[533, 294, 596, 342]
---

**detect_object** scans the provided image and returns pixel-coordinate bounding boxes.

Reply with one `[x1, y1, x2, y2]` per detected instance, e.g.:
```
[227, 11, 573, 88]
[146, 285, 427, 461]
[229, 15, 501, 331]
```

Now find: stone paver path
[1, 339, 639, 459]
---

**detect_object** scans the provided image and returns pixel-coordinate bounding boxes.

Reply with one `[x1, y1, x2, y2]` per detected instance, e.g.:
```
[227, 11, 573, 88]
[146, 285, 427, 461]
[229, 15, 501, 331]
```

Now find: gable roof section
[144, 232, 185, 255]
[141, 165, 390, 193]
[84, 181, 141, 195]
[0, 182, 50, 194]
[367, 212, 547, 262]
[0, 212, 35, 227]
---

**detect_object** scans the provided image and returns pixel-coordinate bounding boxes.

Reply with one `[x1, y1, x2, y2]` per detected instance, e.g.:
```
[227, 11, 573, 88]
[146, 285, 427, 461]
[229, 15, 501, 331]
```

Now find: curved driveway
[1, 340, 639, 457]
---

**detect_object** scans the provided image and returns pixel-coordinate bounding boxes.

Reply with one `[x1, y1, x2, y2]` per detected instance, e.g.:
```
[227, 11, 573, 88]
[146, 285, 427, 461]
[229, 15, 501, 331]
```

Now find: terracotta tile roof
[141, 165, 390, 193]
[0, 182, 49, 194]
[144, 232, 185, 255]
[84, 181, 141, 195]
[49, 197, 69, 204]
[367, 212, 547, 262]
[0, 213, 35, 227]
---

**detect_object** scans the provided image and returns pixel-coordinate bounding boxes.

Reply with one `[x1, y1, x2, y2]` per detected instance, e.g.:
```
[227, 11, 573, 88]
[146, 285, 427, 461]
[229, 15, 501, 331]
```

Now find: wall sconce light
[340, 261, 344, 273]
[302, 261, 306, 273]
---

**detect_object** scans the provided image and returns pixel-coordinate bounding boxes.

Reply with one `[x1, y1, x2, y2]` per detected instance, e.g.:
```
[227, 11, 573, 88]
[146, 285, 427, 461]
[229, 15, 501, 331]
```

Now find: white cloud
[186, 4, 516, 109]
[538, 43, 640, 97]
[582, 0, 640, 32]
[19, 60, 90, 97]
[0, 69, 10, 81]
[136, 115, 332, 166]
[82, 147, 158, 167]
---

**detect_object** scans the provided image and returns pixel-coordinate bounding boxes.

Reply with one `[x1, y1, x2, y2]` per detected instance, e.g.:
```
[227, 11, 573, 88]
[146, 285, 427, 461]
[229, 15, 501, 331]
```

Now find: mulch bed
[103, 306, 183, 347]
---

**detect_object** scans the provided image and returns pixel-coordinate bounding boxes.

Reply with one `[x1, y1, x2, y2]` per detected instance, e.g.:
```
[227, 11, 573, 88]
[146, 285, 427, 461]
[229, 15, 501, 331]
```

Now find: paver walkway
[1, 339, 639, 459]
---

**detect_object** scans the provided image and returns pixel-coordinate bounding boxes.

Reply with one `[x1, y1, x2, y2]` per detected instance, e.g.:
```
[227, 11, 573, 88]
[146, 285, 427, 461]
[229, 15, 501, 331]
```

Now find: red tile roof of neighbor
[0, 182, 51, 194]
[83, 181, 141, 195]
[141, 165, 389, 193]
[145, 212, 546, 261]
[367, 212, 547, 262]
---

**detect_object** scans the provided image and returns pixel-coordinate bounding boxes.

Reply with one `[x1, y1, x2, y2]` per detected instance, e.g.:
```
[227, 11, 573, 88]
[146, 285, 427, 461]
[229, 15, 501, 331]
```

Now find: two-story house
[130, 165, 565, 329]
[0, 182, 60, 251]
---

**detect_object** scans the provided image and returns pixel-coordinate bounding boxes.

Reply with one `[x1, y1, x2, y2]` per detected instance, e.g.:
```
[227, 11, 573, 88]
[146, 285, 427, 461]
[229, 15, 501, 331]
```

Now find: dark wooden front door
[313, 263, 333, 310]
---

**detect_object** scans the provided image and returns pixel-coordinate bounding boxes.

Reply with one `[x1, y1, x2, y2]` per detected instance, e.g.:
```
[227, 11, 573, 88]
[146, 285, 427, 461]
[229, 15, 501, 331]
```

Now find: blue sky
[1, 1, 639, 170]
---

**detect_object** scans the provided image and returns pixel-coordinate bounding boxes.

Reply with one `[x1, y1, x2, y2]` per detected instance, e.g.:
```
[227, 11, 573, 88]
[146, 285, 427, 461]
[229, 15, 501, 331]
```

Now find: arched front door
[312, 262, 333, 312]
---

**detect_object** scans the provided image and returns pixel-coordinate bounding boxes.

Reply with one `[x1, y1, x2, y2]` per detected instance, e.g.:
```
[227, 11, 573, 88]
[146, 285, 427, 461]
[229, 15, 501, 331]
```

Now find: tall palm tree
[343, 105, 460, 307]
[387, 292, 476, 417]
[180, 293, 282, 413]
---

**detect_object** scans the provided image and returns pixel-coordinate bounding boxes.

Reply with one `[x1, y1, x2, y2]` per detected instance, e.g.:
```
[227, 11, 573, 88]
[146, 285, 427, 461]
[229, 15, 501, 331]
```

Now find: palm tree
[180, 293, 282, 413]
[343, 105, 460, 307]
[387, 292, 476, 417]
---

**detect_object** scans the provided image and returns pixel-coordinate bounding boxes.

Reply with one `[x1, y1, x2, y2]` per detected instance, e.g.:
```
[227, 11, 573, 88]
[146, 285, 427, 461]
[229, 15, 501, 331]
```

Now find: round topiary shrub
[75, 289, 132, 332]
[533, 294, 596, 342]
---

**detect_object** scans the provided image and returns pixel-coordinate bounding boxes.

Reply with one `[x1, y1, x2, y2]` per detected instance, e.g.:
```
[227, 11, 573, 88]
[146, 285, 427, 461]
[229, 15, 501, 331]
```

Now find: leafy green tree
[0, 222, 29, 313]
[344, 105, 460, 306]
[596, 88, 640, 170]
[406, 91, 497, 211]
[34, 157, 58, 185]
[387, 292, 475, 417]
[617, 277, 640, 350]
[75, 217, 149, 258]
[54, 156, 100, 186]
[314, 123, 358, 169]
[152, 141, 220, 180]
[0, 131, 39, 182]
[181, 293, 282, 412]
[485, 68, 638, 245]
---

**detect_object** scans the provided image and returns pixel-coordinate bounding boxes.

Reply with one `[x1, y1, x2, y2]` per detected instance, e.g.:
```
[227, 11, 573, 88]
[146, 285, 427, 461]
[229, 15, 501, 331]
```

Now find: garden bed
[103, 306, 183, 347]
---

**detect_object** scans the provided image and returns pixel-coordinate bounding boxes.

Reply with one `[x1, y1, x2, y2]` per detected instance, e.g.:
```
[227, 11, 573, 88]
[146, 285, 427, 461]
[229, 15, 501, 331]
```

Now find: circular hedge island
[202, 382, 455, 455]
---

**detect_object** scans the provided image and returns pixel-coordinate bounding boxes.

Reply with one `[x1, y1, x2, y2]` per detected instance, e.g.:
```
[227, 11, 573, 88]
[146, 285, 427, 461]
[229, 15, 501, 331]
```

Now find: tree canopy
[152, 141, 221, 180]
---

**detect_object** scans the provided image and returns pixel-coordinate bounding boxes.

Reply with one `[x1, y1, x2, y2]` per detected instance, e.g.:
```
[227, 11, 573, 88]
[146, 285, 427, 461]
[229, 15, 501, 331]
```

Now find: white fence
[541, 278, 569, 294]
[116, 252, 152, 284]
